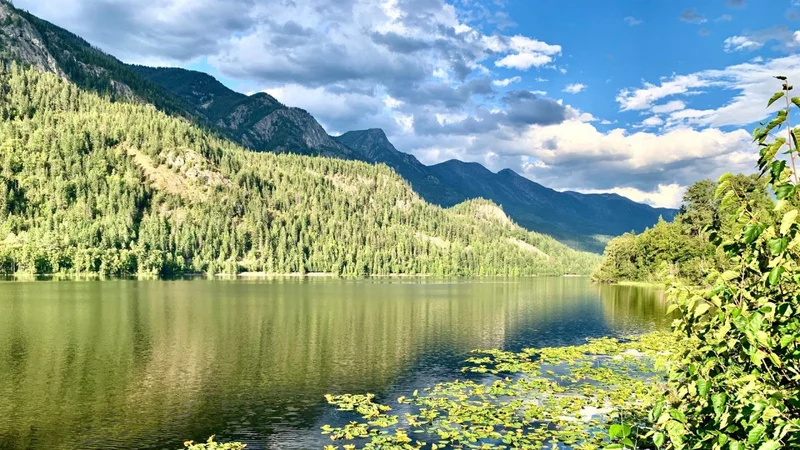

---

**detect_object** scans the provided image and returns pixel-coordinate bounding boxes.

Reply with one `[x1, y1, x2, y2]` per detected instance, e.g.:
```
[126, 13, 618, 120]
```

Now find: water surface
[0, 277, 669, 449]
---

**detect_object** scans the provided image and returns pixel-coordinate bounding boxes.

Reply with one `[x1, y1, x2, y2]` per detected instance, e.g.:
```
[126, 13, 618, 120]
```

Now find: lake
[0, 277, 669, 449]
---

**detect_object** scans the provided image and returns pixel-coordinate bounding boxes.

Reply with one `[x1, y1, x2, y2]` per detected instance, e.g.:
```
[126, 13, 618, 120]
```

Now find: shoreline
[0, 272, 593, 281]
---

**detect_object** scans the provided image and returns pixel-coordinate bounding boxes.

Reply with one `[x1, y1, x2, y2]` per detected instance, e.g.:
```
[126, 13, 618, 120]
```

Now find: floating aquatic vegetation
[321, 332, 681, 449]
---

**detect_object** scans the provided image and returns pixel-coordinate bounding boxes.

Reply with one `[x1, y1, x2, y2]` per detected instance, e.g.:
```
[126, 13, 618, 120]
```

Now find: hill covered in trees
[0, 65, 600, 276]
[592, 174, 774, 284]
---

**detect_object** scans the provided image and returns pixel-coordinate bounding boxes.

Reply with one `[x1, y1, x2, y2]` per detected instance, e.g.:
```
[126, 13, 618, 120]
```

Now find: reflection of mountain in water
[0, 278, 669, 449]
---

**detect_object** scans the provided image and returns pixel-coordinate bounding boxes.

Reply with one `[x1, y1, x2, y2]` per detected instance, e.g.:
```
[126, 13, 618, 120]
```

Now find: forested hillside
[0, 65, 600, 276]
[592, 174, 774, 284]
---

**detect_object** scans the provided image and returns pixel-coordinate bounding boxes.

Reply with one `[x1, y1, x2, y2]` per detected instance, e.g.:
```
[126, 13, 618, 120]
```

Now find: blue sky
[16, 0, 800, 207]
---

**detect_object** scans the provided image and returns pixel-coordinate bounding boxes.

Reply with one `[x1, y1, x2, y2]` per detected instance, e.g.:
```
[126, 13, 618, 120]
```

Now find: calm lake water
[0, 277, 669, 450]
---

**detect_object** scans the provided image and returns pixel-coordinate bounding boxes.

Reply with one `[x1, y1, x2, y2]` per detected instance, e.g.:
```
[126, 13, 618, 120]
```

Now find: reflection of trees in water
[0, 278, 668, 449]
[596, 284, 672, 334]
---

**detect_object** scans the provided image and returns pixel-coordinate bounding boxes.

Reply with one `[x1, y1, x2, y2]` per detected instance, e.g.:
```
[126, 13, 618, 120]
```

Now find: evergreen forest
[0, 64, 600, 277]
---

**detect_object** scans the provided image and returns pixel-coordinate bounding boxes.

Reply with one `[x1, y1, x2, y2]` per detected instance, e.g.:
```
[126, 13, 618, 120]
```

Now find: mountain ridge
[337, 128, 677, 251]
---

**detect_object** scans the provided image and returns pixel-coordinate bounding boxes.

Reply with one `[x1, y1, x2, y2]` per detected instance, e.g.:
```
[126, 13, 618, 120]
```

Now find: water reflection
[0, 278, 670, 449]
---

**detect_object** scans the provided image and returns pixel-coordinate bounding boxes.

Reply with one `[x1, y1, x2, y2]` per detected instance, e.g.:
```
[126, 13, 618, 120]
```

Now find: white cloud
[723, 26, 800, 53]
[640, 116, 664, 127]
[383, 95, 403, 109]
[495, 35, 562, 70]
[724, 35, 763, 52]
[401, 114, 755, 207]
[651, 100, 686, 114]
[395, 113, 415, 132]
[576, 184, 686, 208]
[624, 16, 643, 26]
[616, 75, 709, 111]
[563, 83, 586, 94]
[492, 76, 522, 87]
[618, 55, 800, 129]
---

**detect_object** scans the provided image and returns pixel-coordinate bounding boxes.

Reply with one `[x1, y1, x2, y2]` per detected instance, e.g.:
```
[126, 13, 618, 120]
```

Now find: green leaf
[748, 424, 766, 445]
[768, 237, 788, 255]
[744, 224, 764, 244]
[776, 75, 788, 81]
[768, 91, 785, 107]
[722, 270, 740, 281]
[609, 424, 624, 439]
[776, 184, 796, 200]
[793, 97, 800, 109]
[781, 209, 797, 235]
[652, 400, 665, 420]
[712, 393, 727, 418]
[669, 409, 686, 423]
[695, 302, 711, 317]
[653, 432, 665, 448]
[769, 266, 785, 285]
[758, 441, 781, 450]
[697, 379, 711, 397]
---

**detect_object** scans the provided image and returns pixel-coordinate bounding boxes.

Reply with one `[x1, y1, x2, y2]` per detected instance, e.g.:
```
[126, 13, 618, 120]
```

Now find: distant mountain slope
[334, 129, 464, 206]
[337, 130, 677, 252]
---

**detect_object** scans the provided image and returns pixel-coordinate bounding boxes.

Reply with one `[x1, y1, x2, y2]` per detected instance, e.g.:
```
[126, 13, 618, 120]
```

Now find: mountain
[333, 129, 464, 206]
[0, 1, 353, 159]
[0, 0, 675, 254]
[129, 66, 356, 158]
[0, 1, 189, 116]
[336, 129, 677, 252]
[0, 64, 600, 276]
[132, 64, 676, 253]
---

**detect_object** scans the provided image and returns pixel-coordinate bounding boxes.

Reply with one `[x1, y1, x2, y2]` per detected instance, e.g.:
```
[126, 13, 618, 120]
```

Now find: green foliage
[593, 174, 773, 285]
[320, 332, 679, 450]
[592, 217, 711, 284]
[0, 64, 600, 277]
[183, 436, 246, 450]
[607, 76, 800, 450]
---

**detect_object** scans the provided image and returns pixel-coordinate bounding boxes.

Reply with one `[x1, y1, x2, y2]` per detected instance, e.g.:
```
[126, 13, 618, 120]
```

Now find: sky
[14, 0, 800, 208]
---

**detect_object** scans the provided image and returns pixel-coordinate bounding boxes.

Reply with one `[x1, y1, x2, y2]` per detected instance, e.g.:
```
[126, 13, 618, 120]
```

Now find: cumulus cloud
[651, 100, 686, 114]
[616, 54, 800, 129]
[412, 89, 569, 136]
[563, 83, 586, 94]
[14, 0, 258, 63]
[723, 26, 800, 53]
[494, 36, 562, 70]
[576, 184, 686, 209]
